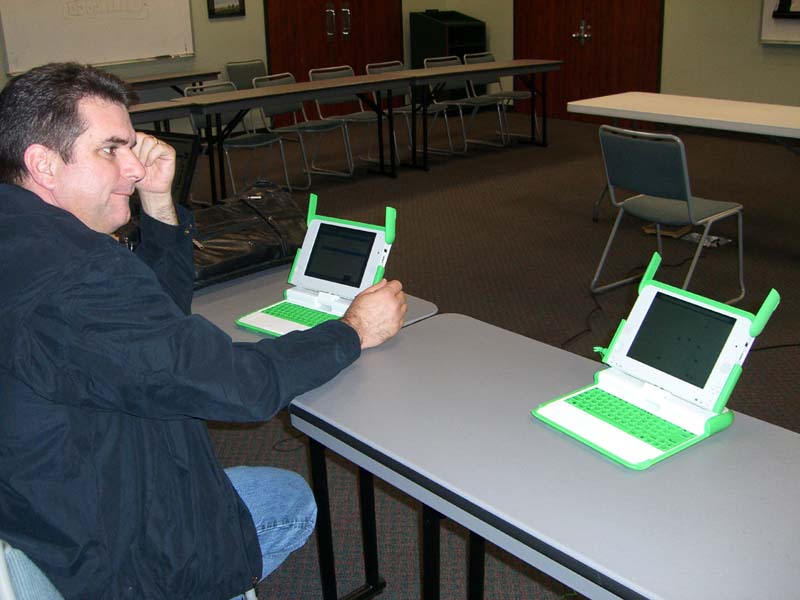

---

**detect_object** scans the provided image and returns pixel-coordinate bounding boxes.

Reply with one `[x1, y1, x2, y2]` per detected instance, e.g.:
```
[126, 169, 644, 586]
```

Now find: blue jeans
[225, 466, 317, 592]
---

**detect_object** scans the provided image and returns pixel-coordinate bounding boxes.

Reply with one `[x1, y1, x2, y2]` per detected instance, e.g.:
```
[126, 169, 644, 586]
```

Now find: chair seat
[222, 132, 282, 149]
[446, 95, 501, 108]
[329, 111, 378, 124]
[485, 90, 531, 101]
[275, 119, 345, 134]
[623, 194, 742, 226]
[394, 102, 449, 115]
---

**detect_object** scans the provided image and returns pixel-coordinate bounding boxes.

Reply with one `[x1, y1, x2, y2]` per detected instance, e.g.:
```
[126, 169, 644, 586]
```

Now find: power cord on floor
[560, 255, 701, 353]
[751, 342, 800, 353]
[271, 432, 305, 453]
[559, 292, 603, 351]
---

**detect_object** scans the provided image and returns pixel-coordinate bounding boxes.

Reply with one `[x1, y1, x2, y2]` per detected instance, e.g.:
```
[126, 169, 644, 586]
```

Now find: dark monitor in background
[135, 130, 201, 206]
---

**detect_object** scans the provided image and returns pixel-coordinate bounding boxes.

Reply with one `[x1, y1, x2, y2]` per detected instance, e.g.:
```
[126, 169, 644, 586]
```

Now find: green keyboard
[566, 387, 695, 451]
[262, 302, 339, 328]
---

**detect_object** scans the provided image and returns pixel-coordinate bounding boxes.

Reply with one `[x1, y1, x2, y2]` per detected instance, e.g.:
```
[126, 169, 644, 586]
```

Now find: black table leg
[215, 112, 227, 199]
[410, 85, 418, 168]
[310, 439, 339, 600]
[387, 89, 397, 177]
[540, 73, 549, 147]
[204, 115, 217, 204]
[422, 505, 442, 600]
[468, 532, 485, 600]
[308, 442, 386, 600]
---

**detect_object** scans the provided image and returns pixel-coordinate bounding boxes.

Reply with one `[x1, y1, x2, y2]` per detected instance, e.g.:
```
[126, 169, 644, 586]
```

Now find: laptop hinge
[286, 287, 350, 316]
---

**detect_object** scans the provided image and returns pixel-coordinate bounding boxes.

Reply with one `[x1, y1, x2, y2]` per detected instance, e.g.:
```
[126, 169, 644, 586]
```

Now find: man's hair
[0, 62, 136, 184]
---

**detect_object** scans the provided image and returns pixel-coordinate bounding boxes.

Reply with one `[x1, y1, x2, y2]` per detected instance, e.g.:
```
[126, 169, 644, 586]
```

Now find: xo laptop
[236, 194, 395, 336]
[534, 253, 780, 470]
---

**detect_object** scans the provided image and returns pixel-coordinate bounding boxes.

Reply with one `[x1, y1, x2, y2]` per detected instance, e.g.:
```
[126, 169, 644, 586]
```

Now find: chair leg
[682, 221, 712, 291]
[223, 147, 237, 196]
[463, 105, 506, 149]
[732, 211, 746, 304]
[288, 133, 313, 191]
[305, 126, 355, 179]
[683, 213, 745, 304]
[590, 210, 645, 294]
[277, 139, 292, 193]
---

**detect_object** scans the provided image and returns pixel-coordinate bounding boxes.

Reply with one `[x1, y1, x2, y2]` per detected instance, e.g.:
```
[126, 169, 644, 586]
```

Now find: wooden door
[514, 0, 663, 120]
[265, 0, 402, 79]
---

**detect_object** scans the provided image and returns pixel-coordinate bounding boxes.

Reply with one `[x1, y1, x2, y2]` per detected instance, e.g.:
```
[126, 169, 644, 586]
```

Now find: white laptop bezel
[289, 218, 390, 300]
[605, 284, 754, 411]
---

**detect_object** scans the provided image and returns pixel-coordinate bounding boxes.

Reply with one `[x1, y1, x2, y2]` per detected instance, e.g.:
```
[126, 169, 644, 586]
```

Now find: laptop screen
[304, 223, 377, 287]
[627, 292, 736, 388]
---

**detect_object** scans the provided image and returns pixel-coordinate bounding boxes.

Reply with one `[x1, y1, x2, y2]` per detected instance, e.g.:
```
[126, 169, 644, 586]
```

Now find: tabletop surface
[192, 265, 437, 343]
[567, 91, 800, 138]
[290, 313, 800, 600]
[126, 59, 563, 114]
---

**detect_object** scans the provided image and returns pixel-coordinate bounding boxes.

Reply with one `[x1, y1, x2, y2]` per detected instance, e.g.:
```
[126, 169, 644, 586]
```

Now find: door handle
[340, 4, 351, 39]
[325, 4, 336, 41]
[571, 19, 592, 46]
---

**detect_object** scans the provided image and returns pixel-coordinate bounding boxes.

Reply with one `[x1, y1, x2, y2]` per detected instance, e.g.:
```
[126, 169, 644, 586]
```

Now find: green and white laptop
[236, 193, 396, 337]
[534, 253, 780, 470]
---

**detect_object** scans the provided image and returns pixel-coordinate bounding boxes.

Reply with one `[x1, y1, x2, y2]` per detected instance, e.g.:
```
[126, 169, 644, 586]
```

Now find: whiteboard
[0, 0, 195, 75]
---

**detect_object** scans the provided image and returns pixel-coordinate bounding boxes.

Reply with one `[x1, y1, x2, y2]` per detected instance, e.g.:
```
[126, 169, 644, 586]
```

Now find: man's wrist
[340, 315, 365, 349]
[138, 191, 178, 226]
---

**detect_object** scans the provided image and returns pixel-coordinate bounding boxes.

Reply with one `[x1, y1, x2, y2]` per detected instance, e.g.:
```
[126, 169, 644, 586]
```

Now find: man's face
[49, 97, 146, 234]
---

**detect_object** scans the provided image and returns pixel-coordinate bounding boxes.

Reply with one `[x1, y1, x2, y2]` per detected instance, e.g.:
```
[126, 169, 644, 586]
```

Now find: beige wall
[2, 0, 798, 106]
[661, 0, 800, 104]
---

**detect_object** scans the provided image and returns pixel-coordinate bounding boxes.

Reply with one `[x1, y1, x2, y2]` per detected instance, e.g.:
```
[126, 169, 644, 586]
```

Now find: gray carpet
[194, 113, 800, 598]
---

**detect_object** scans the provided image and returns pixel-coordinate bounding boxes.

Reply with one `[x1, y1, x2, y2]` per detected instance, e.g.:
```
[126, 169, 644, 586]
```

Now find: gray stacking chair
[226, 59, 266, 92]
[591, 125, 745, 303]
[226, 59, 268, 131]
[253, 73, 354, 188]
[308, 65, 382, 163]
[365, 60, 454, 158]
[422, 55, 508, 152]
[184, 81, 291, 193]
[463, 51, 535, 141]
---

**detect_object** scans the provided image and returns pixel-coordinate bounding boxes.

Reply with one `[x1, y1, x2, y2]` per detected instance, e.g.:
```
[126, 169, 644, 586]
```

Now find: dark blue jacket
[0, 184, 360, 599]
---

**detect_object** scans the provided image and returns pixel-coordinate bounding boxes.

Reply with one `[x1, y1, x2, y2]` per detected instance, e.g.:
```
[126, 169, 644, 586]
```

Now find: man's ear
[22, 144, 60, 190]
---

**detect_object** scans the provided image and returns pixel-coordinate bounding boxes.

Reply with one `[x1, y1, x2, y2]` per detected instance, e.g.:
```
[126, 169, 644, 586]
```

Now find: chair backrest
[423, 56, 469, 94]
[183, 81, 242, 133]
[365, 60, 411, 103]
[463, 52, 501, 89]
[308, 65, 363, 115]
[252, 73, 306, 123]
[598, 125, 693, 211]
[226, 59, 266, 91]
[1, 540, 64, 600]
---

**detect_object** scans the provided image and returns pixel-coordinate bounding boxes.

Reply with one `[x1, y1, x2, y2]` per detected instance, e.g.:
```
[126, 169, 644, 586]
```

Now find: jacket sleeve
[15, 240, 361, 422]
[133, 205, 196, 316]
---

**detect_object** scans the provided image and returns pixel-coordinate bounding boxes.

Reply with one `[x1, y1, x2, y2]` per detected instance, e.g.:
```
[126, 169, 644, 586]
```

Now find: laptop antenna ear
[307, 193, 318, 227]
[751, 289, 780, 337]
[638, 252, 662, 294]
[385, 206, 396, 244]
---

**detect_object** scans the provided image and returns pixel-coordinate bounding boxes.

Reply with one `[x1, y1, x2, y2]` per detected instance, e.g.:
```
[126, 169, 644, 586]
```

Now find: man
[0, 62, 406, 599]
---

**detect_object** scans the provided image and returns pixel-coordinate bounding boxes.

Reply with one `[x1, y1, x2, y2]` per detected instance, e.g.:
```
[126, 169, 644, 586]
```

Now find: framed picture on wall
[761, 0, 800, 44]
[208, 0, 245, 19]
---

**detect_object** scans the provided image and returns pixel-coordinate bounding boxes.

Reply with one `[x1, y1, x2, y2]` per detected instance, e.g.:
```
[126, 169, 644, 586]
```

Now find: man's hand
[133, 132, 178, 226]
[341, 279, 407, 350]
